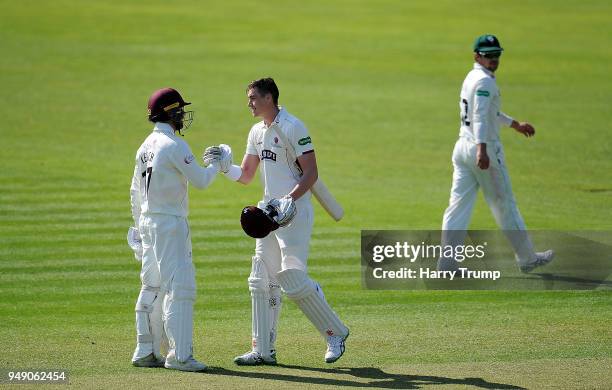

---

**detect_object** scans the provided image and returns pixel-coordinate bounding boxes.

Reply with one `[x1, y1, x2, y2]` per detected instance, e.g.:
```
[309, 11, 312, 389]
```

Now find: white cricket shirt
[130, 122, 218, 223]
[245, 108, 314, 203]
[459, 63, 514, 143]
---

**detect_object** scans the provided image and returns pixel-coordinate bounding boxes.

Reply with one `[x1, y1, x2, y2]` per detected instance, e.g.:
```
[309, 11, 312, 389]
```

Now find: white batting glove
[267, 195, 297, 227]
[202, 146, 222, 168]
[218, 144, 233, 174]
[127, 226, 143, 262]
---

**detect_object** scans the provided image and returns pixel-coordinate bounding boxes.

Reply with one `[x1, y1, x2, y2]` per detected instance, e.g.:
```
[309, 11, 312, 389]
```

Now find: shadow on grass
[529, 272, 612, 288]
[206, 364, 525, 389]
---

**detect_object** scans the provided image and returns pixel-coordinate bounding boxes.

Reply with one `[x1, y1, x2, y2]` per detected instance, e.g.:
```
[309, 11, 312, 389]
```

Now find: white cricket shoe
[233, 350, 277, 366]
[164, 352, 207, 372]
[325, 330, 349, 363]
[520, 250, 555, 274]
[132, 353, 165, 368]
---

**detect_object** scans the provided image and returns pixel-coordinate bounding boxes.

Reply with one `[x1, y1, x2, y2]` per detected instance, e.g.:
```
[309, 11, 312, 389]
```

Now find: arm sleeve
[498, 111, 514, 127]
[129, 162, 142, 227]
[291, 121, 315, 156]
[245, 127, 258, 156]
[472, 79, 494, 143]
[172, 142, 219, 189]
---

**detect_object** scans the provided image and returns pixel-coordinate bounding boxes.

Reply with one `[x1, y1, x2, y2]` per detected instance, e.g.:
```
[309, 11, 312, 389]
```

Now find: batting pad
[165, 262, 196, 363]
[269, 283, 282, 350]
[133, 286, 164, 360]
[277, 268, 348, 338]
[249, 256, 271, 356]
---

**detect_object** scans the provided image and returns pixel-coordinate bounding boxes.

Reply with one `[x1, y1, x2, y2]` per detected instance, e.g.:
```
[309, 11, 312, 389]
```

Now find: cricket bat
[270, 125, 344, 221]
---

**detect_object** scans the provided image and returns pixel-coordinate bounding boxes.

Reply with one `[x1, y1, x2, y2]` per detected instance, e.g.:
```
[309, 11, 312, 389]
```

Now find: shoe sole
[520, 252, 555, 274]
[234, 358, 277, 366]
[325, 330, 350, 364]
[132, 362, 165, 368]
[164, 364, 207, 372]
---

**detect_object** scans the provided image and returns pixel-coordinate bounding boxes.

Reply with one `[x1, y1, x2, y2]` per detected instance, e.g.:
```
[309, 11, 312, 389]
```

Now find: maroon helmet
[240, 205, 280, 238]
[147, 88, 193, 131]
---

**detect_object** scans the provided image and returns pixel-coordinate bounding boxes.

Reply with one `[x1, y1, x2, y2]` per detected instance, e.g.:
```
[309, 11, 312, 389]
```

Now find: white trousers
[441, 138, 536, 265]
[255, 200, 314, 276]
[136, 214, 197, 362]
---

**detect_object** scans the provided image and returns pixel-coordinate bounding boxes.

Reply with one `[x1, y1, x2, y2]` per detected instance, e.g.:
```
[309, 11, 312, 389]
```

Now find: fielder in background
[439, 35, 554, 273]
[205, 77, 349, 365]
[128, 87, 229, 371]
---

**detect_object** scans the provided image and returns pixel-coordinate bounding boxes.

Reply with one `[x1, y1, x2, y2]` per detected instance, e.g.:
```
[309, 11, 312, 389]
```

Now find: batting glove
[127, 226, 143, 262]
[202, 146, 222, 168]
[267, 195, 297, 227]
[218, 144, 233, 174]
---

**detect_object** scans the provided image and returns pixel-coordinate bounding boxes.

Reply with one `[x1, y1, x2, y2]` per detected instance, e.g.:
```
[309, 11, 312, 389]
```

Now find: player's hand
[267, 195, 297, 227]
[202, 146, 222, 168]
[127, 226, 143, 262]
[218, 144, 233, 174]
[476, 144, 489, 170]
[513, 122, 535, 137]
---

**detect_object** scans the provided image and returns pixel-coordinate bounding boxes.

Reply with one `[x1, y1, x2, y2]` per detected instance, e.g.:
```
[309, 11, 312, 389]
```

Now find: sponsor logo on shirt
[184, 154, 195, 164]
[298, 136, 312, 146]
[261, 149, 277, 161]
[476, 90, 490, 97]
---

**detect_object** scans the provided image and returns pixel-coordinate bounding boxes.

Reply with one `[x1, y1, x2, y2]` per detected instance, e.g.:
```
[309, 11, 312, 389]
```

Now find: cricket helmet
[240, 205, 280, 239]
[473, 34, 503, 53]
[147, 87, 193, 131]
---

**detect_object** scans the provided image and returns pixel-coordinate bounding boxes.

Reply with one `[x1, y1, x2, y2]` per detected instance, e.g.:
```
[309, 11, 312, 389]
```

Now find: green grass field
[1, 0, 611, 388]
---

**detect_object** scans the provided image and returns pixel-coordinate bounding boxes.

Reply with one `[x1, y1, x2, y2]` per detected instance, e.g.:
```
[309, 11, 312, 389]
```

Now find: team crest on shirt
[261, 149, 277, 161]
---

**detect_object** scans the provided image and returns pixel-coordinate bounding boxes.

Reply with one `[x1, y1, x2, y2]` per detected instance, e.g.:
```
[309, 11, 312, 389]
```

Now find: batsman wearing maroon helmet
[128, 88, 230, 371]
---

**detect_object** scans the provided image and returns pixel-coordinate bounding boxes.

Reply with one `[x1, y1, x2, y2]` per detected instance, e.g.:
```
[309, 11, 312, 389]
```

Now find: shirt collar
[263, 106, 286, 129]
[153, 122, 175, 135]
[474, 62, 495, 78]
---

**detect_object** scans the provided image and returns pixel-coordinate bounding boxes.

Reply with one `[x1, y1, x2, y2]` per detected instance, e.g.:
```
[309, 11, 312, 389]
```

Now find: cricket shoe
[325, 330, 349, 363]
[164, 352, 207, 372]
[132, 353, 165, 368]
[520, 250, 555, 274]
[233, 350, 277, 366]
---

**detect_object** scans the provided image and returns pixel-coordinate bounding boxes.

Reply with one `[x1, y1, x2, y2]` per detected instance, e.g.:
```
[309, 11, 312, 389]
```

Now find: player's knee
[135, 286, 160, 312]
[248, 256, 269, 293]
[277, 268, 316, 300]
[168, 263, 196, 302]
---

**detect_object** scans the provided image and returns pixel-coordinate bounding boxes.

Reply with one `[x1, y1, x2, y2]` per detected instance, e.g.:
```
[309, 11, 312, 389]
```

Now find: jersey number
[460, 98, 470, 126]
[142, 167, 152, 198]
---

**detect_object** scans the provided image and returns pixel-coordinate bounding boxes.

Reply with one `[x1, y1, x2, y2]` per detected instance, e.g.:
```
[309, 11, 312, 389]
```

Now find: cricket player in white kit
[207, 78, 349, 365]
[129, 87, 229, 371]
[439, 35, 554, 273]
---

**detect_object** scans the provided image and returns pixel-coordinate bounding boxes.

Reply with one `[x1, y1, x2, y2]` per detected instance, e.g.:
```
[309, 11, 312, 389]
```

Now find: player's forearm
[236, 164, 253, 184]
[472, 121, 488, 143]
[237, 175, 251, 184]
[498, 111, 514, 127]
[130, 191, 141, 226]
[129, 167, 142, 226]
[187, 164, 219, 189]
[235, 155, 259, 184]
[219, 163, 253, 184]
[289, 168, 318, 200]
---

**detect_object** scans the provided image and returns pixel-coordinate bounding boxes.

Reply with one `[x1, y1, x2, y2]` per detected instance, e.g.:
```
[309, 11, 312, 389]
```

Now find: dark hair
[247, 78, 279, 106]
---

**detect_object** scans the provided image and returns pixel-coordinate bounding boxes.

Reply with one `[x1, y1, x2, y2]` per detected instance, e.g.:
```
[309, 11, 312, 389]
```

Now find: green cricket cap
[473, 34, 504, 53]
